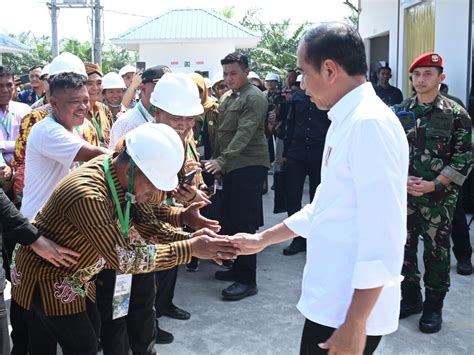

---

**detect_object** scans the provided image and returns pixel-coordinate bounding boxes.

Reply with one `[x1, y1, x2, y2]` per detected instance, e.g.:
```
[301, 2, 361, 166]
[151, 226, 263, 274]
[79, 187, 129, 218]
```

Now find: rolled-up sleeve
[283, 191, 318, 238]
[349, 118, 408, 289]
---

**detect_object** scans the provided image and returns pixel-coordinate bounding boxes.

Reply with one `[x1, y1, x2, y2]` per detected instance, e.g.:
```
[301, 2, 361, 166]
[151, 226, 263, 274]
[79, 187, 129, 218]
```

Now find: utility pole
[93, 0, 102, 66]
[50, 0, 59, 57]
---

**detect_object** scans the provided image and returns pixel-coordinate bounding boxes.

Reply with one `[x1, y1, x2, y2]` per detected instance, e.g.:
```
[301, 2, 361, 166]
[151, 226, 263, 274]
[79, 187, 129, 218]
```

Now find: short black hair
[440, 83, 448, 91]
[0, 65, 14, 80]
[378, 65, 392, 74]
[29, 65, 42, 73]
[301, 23, 368, 76]
[49, 72, 87, 96]
[221, 52, 249, 69]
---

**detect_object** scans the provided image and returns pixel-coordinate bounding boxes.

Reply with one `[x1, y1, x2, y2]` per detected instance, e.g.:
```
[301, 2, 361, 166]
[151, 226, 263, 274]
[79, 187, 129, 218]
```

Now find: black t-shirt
[374, 84, 403, 106]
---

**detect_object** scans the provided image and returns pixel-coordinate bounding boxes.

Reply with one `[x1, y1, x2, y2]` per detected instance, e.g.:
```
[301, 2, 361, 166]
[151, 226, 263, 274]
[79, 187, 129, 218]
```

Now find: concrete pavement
[157, 178, 474, 355]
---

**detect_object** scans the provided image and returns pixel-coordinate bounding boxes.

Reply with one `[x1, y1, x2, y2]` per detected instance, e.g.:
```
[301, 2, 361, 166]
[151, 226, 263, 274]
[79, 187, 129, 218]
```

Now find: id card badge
[112, 273, 132, 320]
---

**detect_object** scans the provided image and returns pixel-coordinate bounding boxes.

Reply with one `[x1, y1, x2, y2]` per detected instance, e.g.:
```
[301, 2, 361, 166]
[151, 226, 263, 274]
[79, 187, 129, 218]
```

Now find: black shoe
[156, 327, 174, 344]
[162, 305, 191, 320]
[283, 239, 306, 256]
[399, 281, 423, 319]
[185, 257, 200, 272]
[419, 290, 445, 334]
[215, 270, 237, 281]
[222, 282, 258, 301]
[419, 309, 443, 333]
[456, 259, 473, 275]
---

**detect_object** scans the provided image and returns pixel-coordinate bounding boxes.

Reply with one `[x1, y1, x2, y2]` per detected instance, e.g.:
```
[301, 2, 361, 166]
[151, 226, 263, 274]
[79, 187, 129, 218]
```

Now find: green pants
[403, 191, 458, 293]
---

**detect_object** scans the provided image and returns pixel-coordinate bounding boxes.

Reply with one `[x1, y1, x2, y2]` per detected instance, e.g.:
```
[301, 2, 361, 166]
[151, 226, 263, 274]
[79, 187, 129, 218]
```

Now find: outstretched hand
[189, 231, 239, 263]
[228, 233, 267, 255]
[182, 201, 220, 232]
[31, 236, 81, 267]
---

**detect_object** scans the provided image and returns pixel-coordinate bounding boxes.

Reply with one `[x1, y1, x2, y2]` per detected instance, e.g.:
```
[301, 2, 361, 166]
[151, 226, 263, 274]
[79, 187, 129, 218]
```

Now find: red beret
[409, 52, 443, 73]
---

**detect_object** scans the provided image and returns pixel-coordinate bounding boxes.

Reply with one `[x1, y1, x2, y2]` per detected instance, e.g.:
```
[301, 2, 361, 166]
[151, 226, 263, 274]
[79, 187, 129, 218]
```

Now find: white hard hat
[248, 71, 261, 80]
[211, 71, 224, 87]
[49, 52, 87, 78]
[125, 123, 184, 191]
[150, 73, 204, 117]
[204, 77, 212, 89]
[40, 64, 51, 78]
[102, 72, 126, 90]
[265, 73, 280, 82]
[296, 74, 303, 82]
[119, 64, 136, 77]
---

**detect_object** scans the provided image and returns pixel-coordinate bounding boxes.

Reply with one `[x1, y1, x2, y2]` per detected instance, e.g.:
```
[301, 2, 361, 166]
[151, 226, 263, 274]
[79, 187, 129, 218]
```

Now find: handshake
[188, 229, 267, 264]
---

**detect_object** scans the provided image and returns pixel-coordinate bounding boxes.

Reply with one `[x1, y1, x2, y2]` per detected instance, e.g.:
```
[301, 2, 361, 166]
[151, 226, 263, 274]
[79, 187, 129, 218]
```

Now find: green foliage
[239, 9, 309, 79]
[2, 32, 137, 75]
[2, 32, 52, 74]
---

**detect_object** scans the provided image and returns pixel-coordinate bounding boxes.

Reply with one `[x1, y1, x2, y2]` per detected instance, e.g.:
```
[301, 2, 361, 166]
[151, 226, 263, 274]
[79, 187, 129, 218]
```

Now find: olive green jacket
[214, 82, 271, 174]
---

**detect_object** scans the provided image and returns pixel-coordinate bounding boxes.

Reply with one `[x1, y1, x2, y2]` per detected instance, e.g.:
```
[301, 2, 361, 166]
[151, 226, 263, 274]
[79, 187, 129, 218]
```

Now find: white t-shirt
[109, 101, 154, 150]
[284, 82, 409, 336]
[21, 116, 86, 220]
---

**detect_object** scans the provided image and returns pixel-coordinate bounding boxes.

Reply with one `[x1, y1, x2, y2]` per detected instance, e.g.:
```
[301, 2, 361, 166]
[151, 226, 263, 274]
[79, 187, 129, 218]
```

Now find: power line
[103, 9, 151, 18]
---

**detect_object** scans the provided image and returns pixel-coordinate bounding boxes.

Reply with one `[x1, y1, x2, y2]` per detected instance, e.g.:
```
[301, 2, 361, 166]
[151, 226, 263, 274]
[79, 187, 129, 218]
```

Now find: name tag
[112, 273, 132, 319]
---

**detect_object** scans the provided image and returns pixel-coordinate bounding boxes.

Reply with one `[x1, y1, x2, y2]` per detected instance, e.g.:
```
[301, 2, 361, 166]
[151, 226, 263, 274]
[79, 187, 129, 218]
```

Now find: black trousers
[285, 157, 321, 217]
[300, 319, 382, 355]
[96, 270, 156, 355]
[451, 189, 473, 261]
[0, 292, 10, 355]
[221, 166, 268, 285]
[154, 266, 178, 317]
[285, 157, 321, 245]
[24, 288, 100, 355]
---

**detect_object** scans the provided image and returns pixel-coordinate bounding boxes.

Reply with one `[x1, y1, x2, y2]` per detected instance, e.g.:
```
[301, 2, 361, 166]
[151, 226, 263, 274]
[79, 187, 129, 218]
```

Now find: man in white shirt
[231, 23, 409, 354]
[109, 65, 171, 150]
[22, 71, 109, 221]
[0, 66, 31, 167]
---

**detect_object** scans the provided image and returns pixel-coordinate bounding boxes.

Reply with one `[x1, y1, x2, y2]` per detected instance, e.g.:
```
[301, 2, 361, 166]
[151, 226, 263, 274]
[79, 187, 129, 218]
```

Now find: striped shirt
[11, 154, 191, 316]
[88, 102, 113, 148]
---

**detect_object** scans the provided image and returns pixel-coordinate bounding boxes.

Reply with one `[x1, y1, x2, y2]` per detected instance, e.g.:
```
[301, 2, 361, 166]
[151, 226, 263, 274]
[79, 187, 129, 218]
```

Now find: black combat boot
[399, 281, 423, 319]
[419, 290, 445, 333]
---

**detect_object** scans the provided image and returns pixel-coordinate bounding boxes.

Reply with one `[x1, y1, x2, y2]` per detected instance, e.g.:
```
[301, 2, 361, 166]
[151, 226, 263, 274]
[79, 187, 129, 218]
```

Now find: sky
[3, 0, 354, 43]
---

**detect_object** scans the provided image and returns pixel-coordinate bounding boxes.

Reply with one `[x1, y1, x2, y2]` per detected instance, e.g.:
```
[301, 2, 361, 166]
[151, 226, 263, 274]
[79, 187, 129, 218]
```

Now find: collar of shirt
[231, 82, 252, 97]
[328, 82, 374, 123]
[137, 100, 155, 122]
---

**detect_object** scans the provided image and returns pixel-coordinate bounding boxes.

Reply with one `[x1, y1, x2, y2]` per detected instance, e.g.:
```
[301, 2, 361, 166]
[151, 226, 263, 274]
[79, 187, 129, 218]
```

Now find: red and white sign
[170, 61, 179, 65]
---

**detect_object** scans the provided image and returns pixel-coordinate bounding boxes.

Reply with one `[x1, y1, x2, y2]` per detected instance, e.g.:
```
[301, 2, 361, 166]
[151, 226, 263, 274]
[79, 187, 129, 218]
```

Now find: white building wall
[359, 0, 400, 86]
[434, 0, 471, 102]
[138, 42, 235, 78]
[360, 0, 471, 103]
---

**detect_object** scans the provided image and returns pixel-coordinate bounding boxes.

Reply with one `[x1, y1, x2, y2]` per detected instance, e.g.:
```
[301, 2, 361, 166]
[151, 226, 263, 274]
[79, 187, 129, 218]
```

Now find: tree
[238, 9, 309, 79]
[2, 32, 137, 76]
[2, 32, 52, 74]
[343, 0, 360, 28]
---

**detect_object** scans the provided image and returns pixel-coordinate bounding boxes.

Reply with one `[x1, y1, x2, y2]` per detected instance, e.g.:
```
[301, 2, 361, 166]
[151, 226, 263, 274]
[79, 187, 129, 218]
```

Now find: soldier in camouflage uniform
[393, 52, 472, 334]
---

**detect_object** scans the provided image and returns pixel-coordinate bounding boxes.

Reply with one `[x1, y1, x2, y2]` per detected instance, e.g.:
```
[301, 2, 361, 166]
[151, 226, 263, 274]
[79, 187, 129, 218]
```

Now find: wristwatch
[433, 178, 445, 192]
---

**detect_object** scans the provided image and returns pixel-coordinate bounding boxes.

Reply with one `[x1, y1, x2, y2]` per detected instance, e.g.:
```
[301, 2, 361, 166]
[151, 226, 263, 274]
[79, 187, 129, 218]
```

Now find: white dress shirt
[284, 82, 409, 336]
[109, 101, 154, 150]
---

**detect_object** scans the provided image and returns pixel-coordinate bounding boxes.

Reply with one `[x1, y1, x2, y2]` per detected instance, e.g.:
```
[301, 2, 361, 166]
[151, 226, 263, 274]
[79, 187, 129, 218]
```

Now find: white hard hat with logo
[48, 52, 87, 78]
[119, 64, 136, 77]
[125, 123, 184, 191]
[150, 73, 204, 117]
[265, 73, 280, 82]
[103, 72, 126, 90]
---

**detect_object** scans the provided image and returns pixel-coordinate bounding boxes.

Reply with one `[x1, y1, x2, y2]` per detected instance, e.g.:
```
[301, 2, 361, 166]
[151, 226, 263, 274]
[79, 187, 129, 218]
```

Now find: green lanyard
[104, 156, 135, 239]
[91, 112, 106, 148]
[0, 110, 12, 140]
